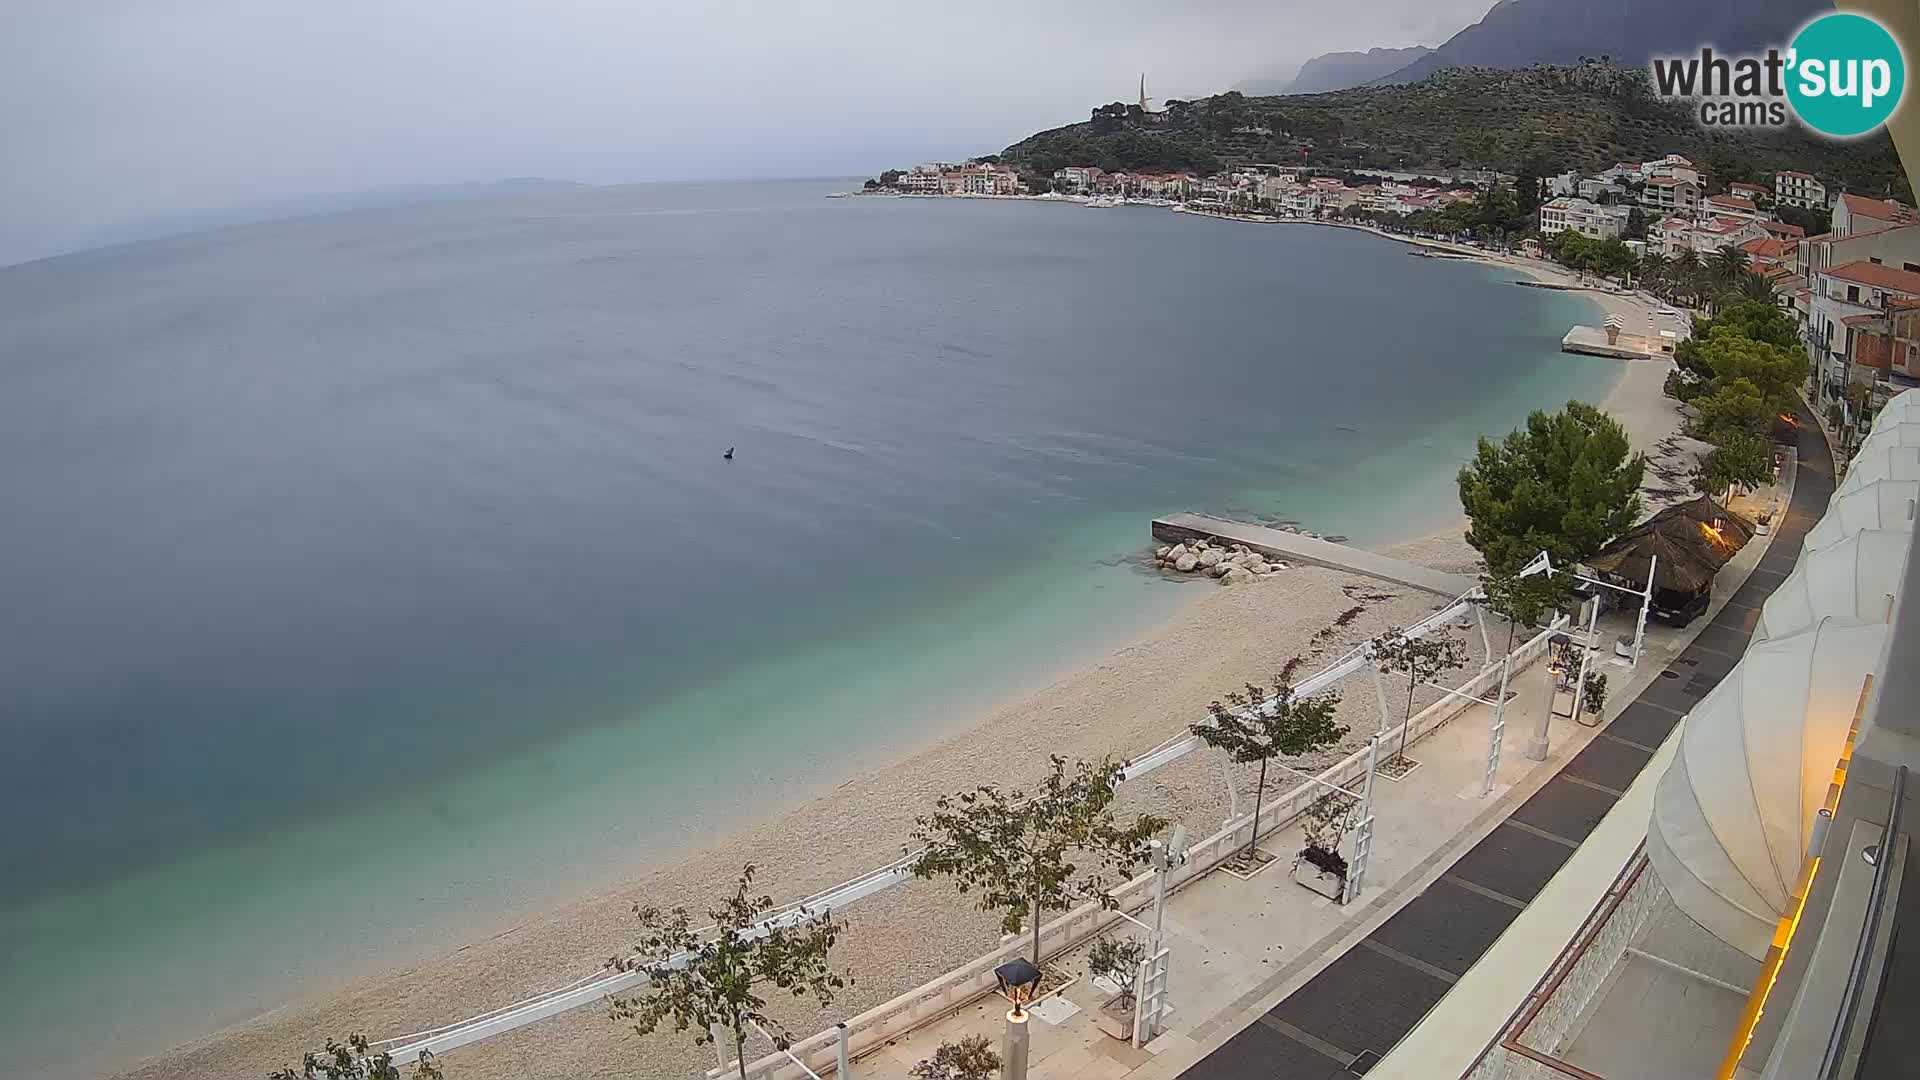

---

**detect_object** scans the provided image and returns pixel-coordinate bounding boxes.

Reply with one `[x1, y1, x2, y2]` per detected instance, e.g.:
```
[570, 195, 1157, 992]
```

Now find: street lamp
[994, 958, 1043, 1080]
[994, 958, 1043, 1017]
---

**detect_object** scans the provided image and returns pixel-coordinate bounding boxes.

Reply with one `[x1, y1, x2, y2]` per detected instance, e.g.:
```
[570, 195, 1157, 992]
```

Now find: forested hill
[999, 65, 1909, 199]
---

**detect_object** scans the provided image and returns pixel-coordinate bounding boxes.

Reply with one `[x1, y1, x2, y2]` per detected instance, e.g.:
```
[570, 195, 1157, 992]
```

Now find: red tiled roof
[1842, 193, 1911, 221]
[1764, 221, 1807, 239]
[1706, 194, 1758, 211]
[1647, 176, 1686, 186]
[1740, 237, 1792, 259]
[1731, 182, 1766, 193]
[1825, 259, 1920, 294]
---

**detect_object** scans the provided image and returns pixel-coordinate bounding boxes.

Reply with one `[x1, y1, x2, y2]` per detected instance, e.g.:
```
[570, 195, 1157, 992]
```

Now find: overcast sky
[1, 0, 1492, 265]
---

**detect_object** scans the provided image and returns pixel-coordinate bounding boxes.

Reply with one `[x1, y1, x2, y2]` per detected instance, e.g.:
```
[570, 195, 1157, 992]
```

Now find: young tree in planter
[1298, 790, 1359, 881]
[1190, 674, 1346, 865]
[605, 865, 851, 1080]
[909, 756, 1166, 970]
[911, 1034, 1002, 1080]
[1087, 936, 1148, 1009]
[1477, 567, 1569, 658]
[268, 1035, 442, 1080]
[1372, 625, 1470, 765]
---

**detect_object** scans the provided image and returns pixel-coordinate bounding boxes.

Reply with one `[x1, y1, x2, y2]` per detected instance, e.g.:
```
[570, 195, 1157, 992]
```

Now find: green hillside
[1001, 65, 1911, 200]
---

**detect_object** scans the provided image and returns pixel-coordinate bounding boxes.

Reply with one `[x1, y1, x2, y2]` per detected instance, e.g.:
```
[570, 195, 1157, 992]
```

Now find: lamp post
[994, 958, 1042, 1080]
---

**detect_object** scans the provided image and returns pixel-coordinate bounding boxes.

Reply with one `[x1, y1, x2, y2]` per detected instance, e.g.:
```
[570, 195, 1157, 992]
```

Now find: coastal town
[858, 151, 1920, 451]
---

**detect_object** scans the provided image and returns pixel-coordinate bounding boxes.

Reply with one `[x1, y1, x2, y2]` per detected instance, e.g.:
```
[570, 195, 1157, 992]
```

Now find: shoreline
[111, 226, 1682, 1080]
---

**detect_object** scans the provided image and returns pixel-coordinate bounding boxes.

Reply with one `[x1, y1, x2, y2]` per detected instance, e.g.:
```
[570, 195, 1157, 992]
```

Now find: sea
[0, 179, 1613, 1078]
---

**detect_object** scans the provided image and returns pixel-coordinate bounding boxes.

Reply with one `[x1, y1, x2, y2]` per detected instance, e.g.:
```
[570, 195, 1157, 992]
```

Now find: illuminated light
[1712, 675, 1869, 1080]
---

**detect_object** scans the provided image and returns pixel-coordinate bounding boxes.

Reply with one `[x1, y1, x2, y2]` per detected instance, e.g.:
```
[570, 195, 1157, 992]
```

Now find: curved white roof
[1647, 619, 1887, 959]
[1756, 530, 1909, 641]
[1870, 389, 1920, 431]
[1838, 444, 1920, 495]
[1804, 480, 1917, 550]
[1851, 421, 1920, 459]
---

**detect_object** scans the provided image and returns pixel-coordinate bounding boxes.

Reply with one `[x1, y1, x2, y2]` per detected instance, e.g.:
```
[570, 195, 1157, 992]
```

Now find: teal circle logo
[1787, 13, 1906, 137]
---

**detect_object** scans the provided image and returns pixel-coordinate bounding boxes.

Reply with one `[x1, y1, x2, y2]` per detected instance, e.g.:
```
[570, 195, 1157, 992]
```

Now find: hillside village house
[1640, 175, 1702, 216]
[1808, 261, 1920, 403]
[1832, 192, 1915, 238]
[1538, 196, 1628, 239]
[1653, 214, 1765, 257]
[1578, 177, 1624, 201]
[1640, 154, 1699, 183]
[1738, 234, 1796, 274]
[1728, 181, 1768, 204]
[896, 171, 942, 194]
[1846, 298, 1920, 387]
[1702, 193, 1764, 222]
[1774, 169, 1827, 209]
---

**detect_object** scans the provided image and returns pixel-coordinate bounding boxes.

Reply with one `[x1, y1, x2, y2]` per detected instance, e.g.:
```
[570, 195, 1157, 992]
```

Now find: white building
[1640, 154, 1700, 184]
[1051, 166, 1104, 193]
[1547, 170, 1581, 197]
[940, 166, 1021, 196]
[1701, 193, 1766, 223]
[1640, 176, 1702, 215]
[1775, 169, 1827, 209]
[1833, 192, 1914, 239]
[1539, 196, 1628, 240]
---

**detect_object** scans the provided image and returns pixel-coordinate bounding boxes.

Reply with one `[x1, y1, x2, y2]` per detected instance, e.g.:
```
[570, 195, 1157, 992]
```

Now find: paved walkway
[1151, 514, 1478, 598]
[853, 419, 1829, 1080]
[1172, 403, 1833, 1078]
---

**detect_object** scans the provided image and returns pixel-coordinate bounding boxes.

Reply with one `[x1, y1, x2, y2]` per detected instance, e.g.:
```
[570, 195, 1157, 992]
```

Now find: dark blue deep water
[0, 179, 1610, 1076]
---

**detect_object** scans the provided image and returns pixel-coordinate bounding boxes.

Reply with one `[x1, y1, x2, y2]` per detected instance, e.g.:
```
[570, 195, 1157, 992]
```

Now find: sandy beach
[114, 239, 1685, 1080]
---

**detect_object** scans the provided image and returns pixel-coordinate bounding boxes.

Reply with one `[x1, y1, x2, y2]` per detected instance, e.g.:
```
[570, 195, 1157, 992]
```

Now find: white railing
[721, 620, 1566, 1080]
[377, 582, 1511, 1068]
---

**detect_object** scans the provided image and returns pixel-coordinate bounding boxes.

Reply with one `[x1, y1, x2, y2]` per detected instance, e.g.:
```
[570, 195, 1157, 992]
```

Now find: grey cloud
[0, 0, 1492, 265]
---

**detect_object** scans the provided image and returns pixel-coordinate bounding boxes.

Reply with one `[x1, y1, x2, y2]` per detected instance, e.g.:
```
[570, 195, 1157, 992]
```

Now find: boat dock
[1151, 513, 1477, 597]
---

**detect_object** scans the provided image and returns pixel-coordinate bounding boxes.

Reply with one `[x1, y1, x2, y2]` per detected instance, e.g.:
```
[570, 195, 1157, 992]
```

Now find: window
[1872, 257, 1884, 264]
[1850, 285, 1862, 303]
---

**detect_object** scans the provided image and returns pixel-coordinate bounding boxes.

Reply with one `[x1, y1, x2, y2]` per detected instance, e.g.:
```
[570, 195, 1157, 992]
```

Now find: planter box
[1094, 998, 1135, 1041]
[1292, 860, 1346, 902]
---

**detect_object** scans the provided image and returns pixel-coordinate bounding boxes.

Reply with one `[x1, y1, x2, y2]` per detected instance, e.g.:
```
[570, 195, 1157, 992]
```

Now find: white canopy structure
[1837, 444, 1920, 495]
[1756, 530, 1910, 641]
[1804, 480, 1918, 550]
[1850, 421, 1920, 459]
[1647, 619, 1888, 960]
[1869, 389, 1920, 431]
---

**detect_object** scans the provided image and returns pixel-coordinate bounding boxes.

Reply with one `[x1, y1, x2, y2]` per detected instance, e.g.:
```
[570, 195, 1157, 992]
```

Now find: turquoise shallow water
[0, 182, 1611, 1077]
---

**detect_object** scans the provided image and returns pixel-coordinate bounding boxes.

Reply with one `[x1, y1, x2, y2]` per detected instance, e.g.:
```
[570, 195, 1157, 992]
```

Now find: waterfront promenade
[857, 408, 1831, 1080]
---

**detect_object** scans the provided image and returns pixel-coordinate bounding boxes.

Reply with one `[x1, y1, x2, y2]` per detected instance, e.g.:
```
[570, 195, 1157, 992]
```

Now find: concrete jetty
[1151, 513, 1477, 597]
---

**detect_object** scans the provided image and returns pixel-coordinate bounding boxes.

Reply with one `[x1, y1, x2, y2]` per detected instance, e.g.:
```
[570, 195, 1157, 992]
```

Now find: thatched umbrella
[1636, 496, 1756, 548]
[1587, 496, 1752, 594]
[1587, 527, 1725, 594]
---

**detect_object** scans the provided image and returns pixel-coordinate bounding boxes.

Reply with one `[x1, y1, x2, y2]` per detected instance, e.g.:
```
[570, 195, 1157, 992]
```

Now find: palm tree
[1668, 250, 1700, 306]
[1639, 251, 1670, 296]
[1705, 247, 1751, 314]
[1738, 269, 1780, 305]
[1712, 246, 1750, 287]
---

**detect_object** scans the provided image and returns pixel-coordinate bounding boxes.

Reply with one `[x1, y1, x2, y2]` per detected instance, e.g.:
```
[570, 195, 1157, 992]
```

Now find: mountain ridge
[1373, 0, 1833, 85]
[1239, 46, 1434, 96]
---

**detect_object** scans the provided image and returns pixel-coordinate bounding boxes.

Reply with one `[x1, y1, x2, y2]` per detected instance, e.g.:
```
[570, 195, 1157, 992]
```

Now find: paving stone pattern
[1180, 406, 1833, 1077]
